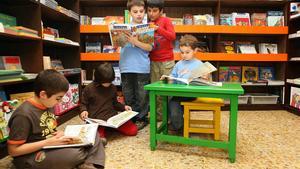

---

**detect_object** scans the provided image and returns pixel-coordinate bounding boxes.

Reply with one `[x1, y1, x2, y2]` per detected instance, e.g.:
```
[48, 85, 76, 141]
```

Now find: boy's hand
[45, 133, 73, 146]
[149, 22, 159, 31]
[124, 31, 138, 46]
[124, 105, 132, 111]
[52, 130, 64, 138]
[160, 75, 167, 80]
[80, 111, 89, 120]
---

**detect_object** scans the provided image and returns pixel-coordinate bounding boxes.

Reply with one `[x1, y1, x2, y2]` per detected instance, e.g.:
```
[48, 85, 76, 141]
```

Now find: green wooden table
[144, 81, 244, 163]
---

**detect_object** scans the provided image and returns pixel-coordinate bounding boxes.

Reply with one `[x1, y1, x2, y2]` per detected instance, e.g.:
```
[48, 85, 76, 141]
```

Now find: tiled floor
[1, 110, 299, 169]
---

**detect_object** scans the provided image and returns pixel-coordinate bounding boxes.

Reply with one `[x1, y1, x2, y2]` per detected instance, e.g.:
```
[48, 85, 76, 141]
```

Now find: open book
[43, 124, 98, 149]
[162, 61, 222, 86]
[109, 23, 154, 48]
[85, 110, 138, 128]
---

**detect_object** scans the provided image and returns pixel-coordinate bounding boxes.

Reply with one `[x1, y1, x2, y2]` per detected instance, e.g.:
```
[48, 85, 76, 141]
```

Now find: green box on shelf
[0, 13, 17, 27]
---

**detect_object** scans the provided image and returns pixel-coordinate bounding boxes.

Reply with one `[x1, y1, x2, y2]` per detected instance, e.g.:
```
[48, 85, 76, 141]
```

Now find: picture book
[10, 92, 34, 105]
[290, 87, 300, 110]
[109, 23, 154, 48]
[259, 67, 275, 80]
[105, 16, 124, 25]
[43, 124, 98, 149]
[193, 14, 214, 25]
[242, 66, 259, 83]
[235, 41, 254, 53]
[232, 13, 251, 26]
[228, 66, 242, 82]
[162, 75, 222, 87]
[86, 42, 101, 53]
[85, 110, 139, 128]
[258, 43, 278, 54]
[0, 99, 19, 140]
[112, 66, 121, 86]
[219, 66, 229, 82]
[0, 56, 22, 70]
[267, 11, 284, 26]
[220, 14, 233, 26]
[54, 84, 79, 116]
[251, 13, 267, 26]
[218, 41, 235, 53]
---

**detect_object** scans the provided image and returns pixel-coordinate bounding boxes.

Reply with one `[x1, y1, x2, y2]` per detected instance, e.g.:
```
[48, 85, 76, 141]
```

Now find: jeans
[121, 73, 150, 120]
[168, 97, 196, 130]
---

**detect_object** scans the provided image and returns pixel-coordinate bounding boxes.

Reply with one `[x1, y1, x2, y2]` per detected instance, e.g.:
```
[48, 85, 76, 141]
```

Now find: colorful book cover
[259, 67, 275, 80]
[0, 100, 19, 140]
[0, 56, 22, 70]
[267, 11, 284, 26]
[220, 14, 232, 26]
[228, 66, 241, 82]
[219, 66, 229, 82]
[54, 84, 79, 116]
[290, 87, 300, 110]
[104, 16, 124, 25]
[251, 13, 267, 26]
[10, 92, 34, 105]
[242, 66, 258, 83]
[218, 41, 235, 53]
[232, 13, 251, 26]
[109, 23, 154, 48]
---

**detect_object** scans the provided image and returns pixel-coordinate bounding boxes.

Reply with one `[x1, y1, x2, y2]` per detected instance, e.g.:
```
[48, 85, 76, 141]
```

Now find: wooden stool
[181, 98, 224, 140]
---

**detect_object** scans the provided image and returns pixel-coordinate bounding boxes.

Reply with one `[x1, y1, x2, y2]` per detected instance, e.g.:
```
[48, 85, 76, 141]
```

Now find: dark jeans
[168, 97, 196, 131]
[121, 73, 150, 121]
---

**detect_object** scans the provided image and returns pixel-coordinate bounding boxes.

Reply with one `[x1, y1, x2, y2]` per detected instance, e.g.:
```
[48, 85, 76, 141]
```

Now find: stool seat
[181, 98, 224, 140]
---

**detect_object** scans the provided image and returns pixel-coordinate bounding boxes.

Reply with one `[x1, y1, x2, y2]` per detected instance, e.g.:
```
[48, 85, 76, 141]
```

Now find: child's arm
[156, 19, 176, 41]
[80, 88, 89, 118]
[8, 131, 72, 157]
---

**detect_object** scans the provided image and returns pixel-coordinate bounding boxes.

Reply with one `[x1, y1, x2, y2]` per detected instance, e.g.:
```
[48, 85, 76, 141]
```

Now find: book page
[107, 111, 138, 128]
[190, 78, 222, 86]
[85, 118, 114, 128]
[189, 62, 217, 80]
[43, 124, 98, 149]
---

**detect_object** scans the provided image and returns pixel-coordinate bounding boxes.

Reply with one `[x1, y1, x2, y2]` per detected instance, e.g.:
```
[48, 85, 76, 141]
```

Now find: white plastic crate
[224, 95, 249, 104]
[249, 93, 279, 104]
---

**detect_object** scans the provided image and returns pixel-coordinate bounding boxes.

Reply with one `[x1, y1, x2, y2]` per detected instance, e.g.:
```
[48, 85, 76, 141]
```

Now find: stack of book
[14, 26, 39, 38]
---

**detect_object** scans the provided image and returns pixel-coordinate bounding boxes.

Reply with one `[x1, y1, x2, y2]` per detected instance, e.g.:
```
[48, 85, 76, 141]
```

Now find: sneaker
[100, 137, 107, 147]
[135, 120, 148, 130]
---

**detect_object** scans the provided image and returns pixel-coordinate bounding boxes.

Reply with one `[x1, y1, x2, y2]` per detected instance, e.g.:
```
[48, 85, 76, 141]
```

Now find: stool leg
[183, 106, 190, 138]
[214, 108, 221, 140]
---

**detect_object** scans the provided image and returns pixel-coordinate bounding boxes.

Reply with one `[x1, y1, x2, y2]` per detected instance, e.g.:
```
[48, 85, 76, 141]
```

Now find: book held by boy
[43, 124, 98, 149]
[109, 23, 154, 48]
[85, 110, 138, 128]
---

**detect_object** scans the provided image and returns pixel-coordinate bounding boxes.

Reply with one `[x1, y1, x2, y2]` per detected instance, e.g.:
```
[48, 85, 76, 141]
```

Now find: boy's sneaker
[100, 137, 107, 147]
[135, 120, 148, 130]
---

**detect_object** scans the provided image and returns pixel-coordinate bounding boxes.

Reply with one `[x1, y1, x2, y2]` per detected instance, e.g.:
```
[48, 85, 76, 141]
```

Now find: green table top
[144, 81, 244, 95]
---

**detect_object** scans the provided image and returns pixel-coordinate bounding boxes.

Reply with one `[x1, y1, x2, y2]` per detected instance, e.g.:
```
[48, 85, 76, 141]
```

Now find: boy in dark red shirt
[147, 0, 176, 119]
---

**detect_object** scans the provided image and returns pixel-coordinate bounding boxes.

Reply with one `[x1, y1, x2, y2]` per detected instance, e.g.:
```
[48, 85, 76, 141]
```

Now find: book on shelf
[54, 83, 79, 116]
[109, 23, 154, 48]
[228, 66, 241, 82]
[86, 42, 101, 53]
[43, 124, 98, 149]
[91, 17, 105, 25]
[0, 56, 22, 70]
[10, 92, 34, 105]
[0, 90, 7, 102]
[0, 13, 17, 27]
[235, 41, 256, 54]
[193, 14, 214, 25]
[218, 41, 235, 53]
[112, 66, 121, 86]
[105, 16, 124, 25]
[242, 66, 258, 83]
[85, 110, 139, 128]
[290, 87, 300, 110]
[251, 13, 267, 26]
[267, 11, 284, 26]
[232, 13, 251, 26]
[258, 43, 278, 54]
[259, 67, 275, 80]
[218, 66, 229, 82]
[0, 99, 19, 141]
[220, 14, 233, 26]
[170, 18, 183, 25]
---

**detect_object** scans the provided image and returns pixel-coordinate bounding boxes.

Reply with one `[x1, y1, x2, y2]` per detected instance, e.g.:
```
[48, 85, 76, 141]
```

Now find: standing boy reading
[147, 0, 176, 119]
[161, 35, 205, 133]
[7, 69, 105, 169]
[80, 63, 138, 145]
[120, 0, 153, 130]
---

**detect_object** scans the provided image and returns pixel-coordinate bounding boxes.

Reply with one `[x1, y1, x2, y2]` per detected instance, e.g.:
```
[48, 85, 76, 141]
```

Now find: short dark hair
[179, 34, 198, 50]
[34, 69, 69, 97]
[127, 0, 145, 10]
[94, 62, 115, 83]
[146, 0, 164, 11]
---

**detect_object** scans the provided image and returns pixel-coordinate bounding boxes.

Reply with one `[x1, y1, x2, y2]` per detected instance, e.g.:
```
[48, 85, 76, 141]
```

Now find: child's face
[102, 83, 112, 87]
[147, 7, 162, 21]
[179, 46, 196, 61]
[130, 5, 145, 24]
[41, 91, 66, 108]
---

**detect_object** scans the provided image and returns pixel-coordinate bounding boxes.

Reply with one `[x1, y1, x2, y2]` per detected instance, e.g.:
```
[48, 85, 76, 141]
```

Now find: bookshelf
[0, 0, 81, 147]
[285, 1, 300, 115]
[79, 0, 289, 110]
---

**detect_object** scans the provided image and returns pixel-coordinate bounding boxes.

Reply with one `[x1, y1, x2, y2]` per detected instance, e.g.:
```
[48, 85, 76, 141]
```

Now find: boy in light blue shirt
[161, 34, 205, 133]
[120, 0, 153, 130]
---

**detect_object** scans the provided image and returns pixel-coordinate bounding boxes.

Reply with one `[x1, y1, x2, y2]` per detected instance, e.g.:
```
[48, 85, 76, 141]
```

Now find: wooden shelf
[80, 25, 288, 34]
[81, 52, 288, 61]
[0, 32, 41, 41]
[43, 39, 79, 48]
[41, 4, 79, 23]
[0, 79, 35, 87]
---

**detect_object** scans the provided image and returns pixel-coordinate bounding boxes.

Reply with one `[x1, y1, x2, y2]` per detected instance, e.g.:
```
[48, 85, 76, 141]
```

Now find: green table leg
[228, 96, 238, 163]
[162, 96, 168, 134]
[149, 92, 157, 151]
